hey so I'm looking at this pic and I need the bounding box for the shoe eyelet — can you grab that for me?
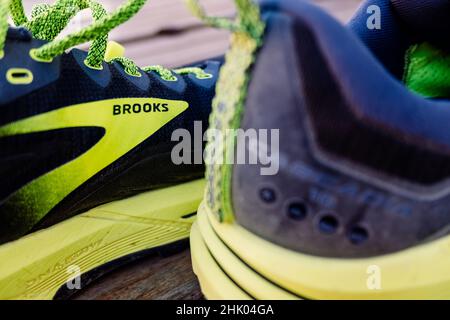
[196,73,213,80]
[83,59,104,71]
[124,69,142,78]
[162,75,178,82]
[29,49,53,63]
[6,68,34,85]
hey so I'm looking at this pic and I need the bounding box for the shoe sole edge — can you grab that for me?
[193,202,450,299]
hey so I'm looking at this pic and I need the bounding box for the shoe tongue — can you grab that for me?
[392,0,450,98]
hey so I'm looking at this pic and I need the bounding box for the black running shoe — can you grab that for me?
[0,0,220,299]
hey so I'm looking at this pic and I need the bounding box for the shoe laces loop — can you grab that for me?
[0,0,146,67]
[142,65,178,81]
[26,0,108,68]
[184,0,265,222]
[0,0,213,80]
[29,0,146,67]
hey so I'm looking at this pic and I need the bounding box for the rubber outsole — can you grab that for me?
[192,202,450,300]
[0,179,205,300]
[192,206,299,300]
[190,223,251,300]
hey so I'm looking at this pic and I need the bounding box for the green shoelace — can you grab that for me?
[0,0,212,80]
[185,0,265,221]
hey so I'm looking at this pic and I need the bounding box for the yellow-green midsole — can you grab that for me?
[193,202,450,299]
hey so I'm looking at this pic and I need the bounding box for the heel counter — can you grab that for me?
[231,3,450,258]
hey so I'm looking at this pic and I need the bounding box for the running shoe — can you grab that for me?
[188,0,450,299]
[0,0,220,299]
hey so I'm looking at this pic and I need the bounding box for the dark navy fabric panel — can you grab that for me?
[391,0,450,50]
[348,0,414,79]
[0,32,61,105]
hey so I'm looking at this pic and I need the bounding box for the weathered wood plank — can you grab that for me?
[73,249,202,300]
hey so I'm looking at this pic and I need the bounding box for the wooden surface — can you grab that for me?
[73,249,203,300]
[21,0,362,300]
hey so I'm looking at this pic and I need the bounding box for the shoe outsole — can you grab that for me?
[190,223,251,300]
[192,202,450,300]
[0,179,204,300]
[192,206,299,300]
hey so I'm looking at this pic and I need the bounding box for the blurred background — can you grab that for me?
[21,0,362,68]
